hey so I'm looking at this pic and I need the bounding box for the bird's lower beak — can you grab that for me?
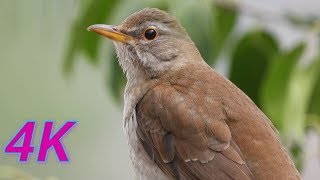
[87,24,133,44]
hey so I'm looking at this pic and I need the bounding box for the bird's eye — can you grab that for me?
[144,28,157,40]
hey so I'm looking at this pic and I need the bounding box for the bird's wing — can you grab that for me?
[136,83,254,180]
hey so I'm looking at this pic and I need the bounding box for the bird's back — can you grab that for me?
[164,65,301,179]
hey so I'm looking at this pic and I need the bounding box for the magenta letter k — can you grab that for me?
[37,121,77,162]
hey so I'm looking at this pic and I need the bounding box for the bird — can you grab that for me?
[88,8,301,180]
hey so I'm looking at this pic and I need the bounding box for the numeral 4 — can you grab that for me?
[4,121,36,162]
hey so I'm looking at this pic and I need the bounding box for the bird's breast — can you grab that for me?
[124,111,168,180]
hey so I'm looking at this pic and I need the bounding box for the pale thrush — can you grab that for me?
[88,8,300,180]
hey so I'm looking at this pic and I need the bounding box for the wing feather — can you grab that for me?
[136,83,254,180]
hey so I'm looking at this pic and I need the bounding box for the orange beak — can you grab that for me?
[87,24,134,44]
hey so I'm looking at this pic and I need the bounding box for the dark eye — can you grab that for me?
[144,28,157,40]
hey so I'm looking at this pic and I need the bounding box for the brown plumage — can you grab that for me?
[88,8,301,180]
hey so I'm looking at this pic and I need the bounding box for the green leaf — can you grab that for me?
[308,57,320,116]
[306,56,320,132]
[282,57,320,143]
[261,43,305,129]
[211,2,237,61]
[229,30,279,106]
[63,0,118,73]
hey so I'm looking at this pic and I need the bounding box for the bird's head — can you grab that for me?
[88,8,203,81]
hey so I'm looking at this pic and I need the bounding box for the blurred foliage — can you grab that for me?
[230,30,279,106]
[65,0,320,169]
[64,0,118,73]
[309,62,320,117]
[261,44,305,130]
[211,1,237,61]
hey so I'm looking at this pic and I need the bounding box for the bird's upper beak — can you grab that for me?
[87,24,134,44]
